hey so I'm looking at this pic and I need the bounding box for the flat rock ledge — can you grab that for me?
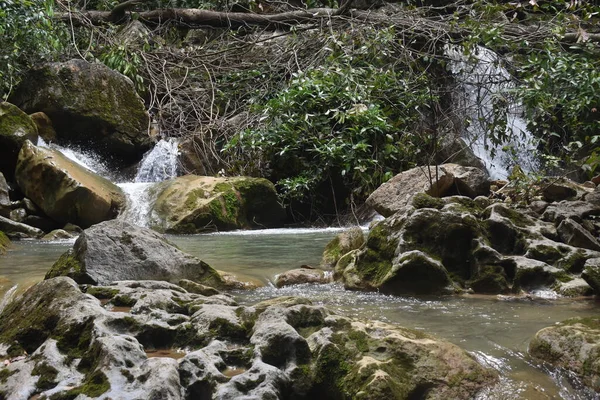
[0,278,496,399]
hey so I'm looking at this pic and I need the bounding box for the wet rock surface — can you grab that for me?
[15,141,126,228]
[0,102,38,178]
[46,220,225,288]
[530,317,600,392]
[0,277,497,400]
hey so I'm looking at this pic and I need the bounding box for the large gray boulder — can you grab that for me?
[15,140,126,228]
[0,215,44,239]
[0,102,38,177]
[0,172,10,218]
[45,220,225,288]
[10,59,152,159]
[557,218,600,251]
[0,278,497,400]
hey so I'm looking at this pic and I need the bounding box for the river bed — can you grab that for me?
[0,229,599,399]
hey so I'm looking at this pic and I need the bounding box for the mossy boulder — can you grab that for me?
[529,317,600,392]
[0,101,38,178]
[46,220,225,288]
[320,227,365,269]
[29,111,56,143]
[10,59,152,159]
[15,140,126,228]
[150,175,285,233]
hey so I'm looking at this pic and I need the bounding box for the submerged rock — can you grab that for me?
[15,140,126,228]
[0,102,38,178]
[46,220,225,288]
[150,175,285,233]
[529,317,600,392]
[10,59,152,159]
[0,277,497,399]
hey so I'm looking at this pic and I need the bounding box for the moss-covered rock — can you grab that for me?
[15,140,126,228]
[10,59,152,160]
[29,111,56,143]
[467,265,510,294]
[320,227,365,269]
[529,317,600,392]
[0,101,38,177]
[150,175,285,233]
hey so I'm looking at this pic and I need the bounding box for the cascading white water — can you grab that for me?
[36,137,180,227]
[134,138,179,183]
[118,138,180,226]
[446,45,539,179]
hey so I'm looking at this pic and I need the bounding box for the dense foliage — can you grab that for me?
[0,0,63,98]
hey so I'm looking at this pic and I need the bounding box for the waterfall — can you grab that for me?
[36,138,180,227]
[446,45,540,180]
[118,138,180,227]
[134,138,179,183]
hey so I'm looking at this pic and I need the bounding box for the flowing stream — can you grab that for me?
[0,232,599,399]
[6,118,597,399]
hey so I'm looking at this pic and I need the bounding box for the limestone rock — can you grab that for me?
[366,165,454,217]
[41,229,74,241]
[29,112,56,143]
[555,278,593,297]
[274,268,330,288]
[0,278,496,400]
[557,218,600,251]
[541,180,578,202]
[150,175,285,233]
[15,140,126,228]
[320,227,365,269]
[10,59,152,159]
[441,163,491,197]
[45,220,225,288]
[0,102,38,177]
[542,200,600,224]
[582,258,600,293]
[529,317,600,392]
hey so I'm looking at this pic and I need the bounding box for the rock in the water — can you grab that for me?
[557,218,600,251]
[0,215,44,239]
[0,231,9,255]
[29,111,57,143]
[46,220,225,288]
[320,227,365,269]
[41,229,74,241]
[0,278,496,399]
[150,175,285,233]
[10,59,152,159]
[529,317,600,392]
[366,165,454,217]
[0,102,38,177]
[274,268,330,288]
[15,140,126,228]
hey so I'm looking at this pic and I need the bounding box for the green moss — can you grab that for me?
[0,231,10,255]
[112,295,137,307]
[55,318,94,361]
[347,330,369,353]
[553,270,575,283]
[0,368,16,384]
[560,317,600,330]
[309,342,354,399]
[32,362,59,390]
[526,244,565,265]
[45,251,91,283]
[412,193,444,210]
[557,250,588,273]
[208,317,248,340]
[355,223,398,285]
[86,287,119,300]
[467,265,509,294]
[67,370,110,398]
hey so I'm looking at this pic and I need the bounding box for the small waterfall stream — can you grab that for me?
[446,45,540,179]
